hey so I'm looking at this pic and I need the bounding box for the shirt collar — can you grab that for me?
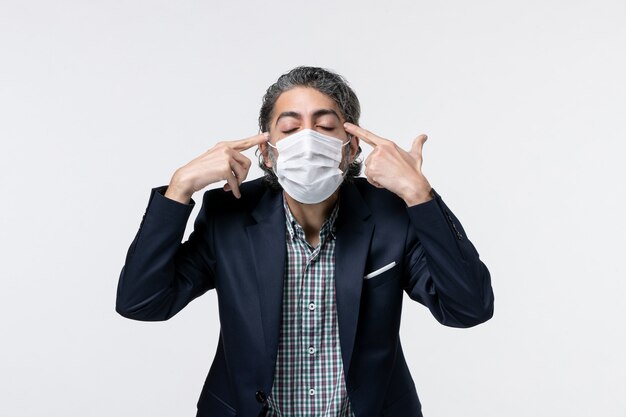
[283,194,339,244]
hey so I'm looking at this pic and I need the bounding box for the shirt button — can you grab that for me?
[308,346,316,355]
[309,388,316,396]
[308,303,316,311]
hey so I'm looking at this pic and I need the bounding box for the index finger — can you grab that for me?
[343,122,385,147]
[230,132,270,151]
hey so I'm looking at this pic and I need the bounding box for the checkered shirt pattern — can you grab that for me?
[265,196,355,417]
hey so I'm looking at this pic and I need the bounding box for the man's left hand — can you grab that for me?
[344,122,433,207]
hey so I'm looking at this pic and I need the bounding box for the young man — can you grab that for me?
[116,66,494,417]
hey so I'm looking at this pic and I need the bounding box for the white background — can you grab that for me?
[1,1,625,416]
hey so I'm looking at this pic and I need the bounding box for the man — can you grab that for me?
[116,66,494,417]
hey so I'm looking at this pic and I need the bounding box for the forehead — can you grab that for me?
[272,87,341,120]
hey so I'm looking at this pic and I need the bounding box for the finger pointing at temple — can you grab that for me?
[232,132,270,151]
[343,122,387,147]
[164,132,269,204]
[343,122,433,207]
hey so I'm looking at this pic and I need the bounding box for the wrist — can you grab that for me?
[402,185,434,207]
[165,175,194,204]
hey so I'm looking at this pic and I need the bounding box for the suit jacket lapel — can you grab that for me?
[246,188,286,374]
[334,183,374,374]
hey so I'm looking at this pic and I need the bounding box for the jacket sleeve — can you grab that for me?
[115,186,216,321]
[403,188,494,328]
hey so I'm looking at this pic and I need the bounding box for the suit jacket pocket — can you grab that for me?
[364,261,397,279]
[363,261,399,290]
[197,389,236,417]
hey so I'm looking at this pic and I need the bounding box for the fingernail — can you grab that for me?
[263,132,269,138]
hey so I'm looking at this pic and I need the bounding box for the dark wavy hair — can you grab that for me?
[257,66,363,190]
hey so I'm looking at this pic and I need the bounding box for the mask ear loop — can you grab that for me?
[337,134,355,180]
[342,133,355,146]
[256,138,275,168]
[262,140,279,176]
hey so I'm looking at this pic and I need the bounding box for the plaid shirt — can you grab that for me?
[265,196,356,417]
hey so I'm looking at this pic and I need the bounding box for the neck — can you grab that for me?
[284,191,339,247]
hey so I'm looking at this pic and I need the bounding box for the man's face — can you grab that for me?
[259,86,359,170]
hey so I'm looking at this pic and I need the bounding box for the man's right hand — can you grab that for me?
[164,132,269,204]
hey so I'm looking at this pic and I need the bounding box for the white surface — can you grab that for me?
[1,1,625,416]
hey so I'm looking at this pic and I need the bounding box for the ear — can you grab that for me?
[348,134,360,162]
[258,142,273,168]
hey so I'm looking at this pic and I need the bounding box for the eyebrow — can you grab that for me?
[274,108,341,127]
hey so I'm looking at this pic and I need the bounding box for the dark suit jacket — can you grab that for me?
[116,177,494,417]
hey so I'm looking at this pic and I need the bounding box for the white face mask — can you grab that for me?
[267,129,350,204]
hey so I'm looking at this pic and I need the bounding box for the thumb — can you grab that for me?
[409,134,428,157]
